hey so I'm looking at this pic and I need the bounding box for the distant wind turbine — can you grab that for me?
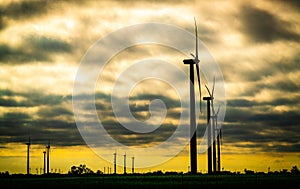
[205,77,217,173]
[46,141,50,174]
[203,95,212,174]
[132,156,134,174]
[215,105,221,172]
[205,77,222,173]
[183,17,202,175]
[25,137,31,175]
[113,150,117,174]
[43,151,46,174]
[123,152,126,174]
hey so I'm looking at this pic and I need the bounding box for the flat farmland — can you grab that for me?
[1,174,299,189]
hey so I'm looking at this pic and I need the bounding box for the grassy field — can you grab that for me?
[1,174,299,189]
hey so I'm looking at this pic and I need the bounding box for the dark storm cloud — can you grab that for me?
[0,89,183,147]
[102,119,177,147]
[281,0,300,10]
[0,35,72,64]
[0,112,84,146]
[0,0,49,19]
[0,16,5,30]
[26,35,72,53]
[0,0,87,21]
[37,106,73,118]
[223,108,300,153]
[93,92,182,120]
[239,5,300,43]
[0,44,50,63]
[252,111,300,127]
[241,79,300,97]
[0,89,67,107]
[130,94,181,109]
[227,99,254,107]
[227,97,299,108]
[234,54,300,84]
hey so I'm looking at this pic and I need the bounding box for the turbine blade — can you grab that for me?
[220,129,222,146]
[194,17,198,61]
[216,105,220,115]
[205,85,212,97]
[212,76,215,97]
[196,63,202,112]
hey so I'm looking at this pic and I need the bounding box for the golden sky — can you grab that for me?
[0,0,300,174]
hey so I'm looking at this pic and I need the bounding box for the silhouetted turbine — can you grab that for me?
[113,151,117,174]
[123,152,126,174]
[25,137,31,175]
[132,156,134,174]
[183,17,202,175]
[46,141,50,174]
[203,96,212,174]
[43,151,46,174]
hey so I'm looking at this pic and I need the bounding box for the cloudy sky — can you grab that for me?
[0,0,300,174]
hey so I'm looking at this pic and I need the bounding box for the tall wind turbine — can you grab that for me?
[25,137,31,175]
[183,17,202,174]
[46,141,50,174]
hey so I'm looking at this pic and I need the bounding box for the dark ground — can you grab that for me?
[1,173,299,189]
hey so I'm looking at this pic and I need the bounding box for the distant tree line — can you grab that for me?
[68,164,102,175]
[0,165,299,177]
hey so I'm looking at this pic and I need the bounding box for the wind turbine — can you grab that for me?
[46,141,50,174]
[113,150,117,174]
[132,156,134,174]
[215,106,221,172]
[43,151,46,174]
[183,17,202,175]
[203,95,212,174]
[25,137,31,175]
[123,152,126,174]
[205,77,222,173]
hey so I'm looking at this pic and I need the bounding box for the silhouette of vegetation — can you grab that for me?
[291,165,299,174]
[68,164,98,175]
[0,165,300,178]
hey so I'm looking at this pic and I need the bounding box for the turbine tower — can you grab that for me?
[25,137,31,175]
[113,151,117,174]
[183,17,202,174]
[205,78,216,173]
[203,96,212,174]
[213,104,222,172]
[46,141,50,174]
[132,156,134,174]
[205,78,222,173]
[215,106,221,172]
[123,152,126,174]
[43,151,46,174]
